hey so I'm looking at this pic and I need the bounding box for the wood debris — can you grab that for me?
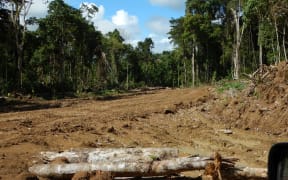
[29,148,267,179]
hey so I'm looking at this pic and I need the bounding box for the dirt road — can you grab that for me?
[0,87,286,179]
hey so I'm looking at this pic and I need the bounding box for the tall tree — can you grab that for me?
[169,17,188,85]
[104,29,125,86]
[31,0,101,94]
[270,0,288,62]
[244,0,269,71]
[6,0,32,88]
[0,1,14,93]
[170,0,225,85]
[136,38,154,85]
[229,0,245,79]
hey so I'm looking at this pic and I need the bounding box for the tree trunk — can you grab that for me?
[29,152,266,179]
[258,21,263,74]
[52,54,56,96]
[110,52,118,84]
[249,26,257,69]
[10,2,21,88]
[191,46,195,87]
[177,62,180,87]
[272,38,277,64]
[10,0,32,89]
[233,44,240,80]
[126,63,129,90]
[231,7,242,80]
[274,19,281,63]
[5,58,8,85]
[30,157,213,178]
[38,148,179,164]
[183,60,187,87]
[283,26,287,61]
[259,44,263,73]
[16,31,23,88]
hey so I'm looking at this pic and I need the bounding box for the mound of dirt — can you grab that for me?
[257,62,288,103]
[206,61,288,135]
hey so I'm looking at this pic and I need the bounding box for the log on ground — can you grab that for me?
[39,148,179,163]
[29,156,237,178]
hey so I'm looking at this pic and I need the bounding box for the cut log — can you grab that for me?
[30,149,267,179]
[39,148,179,163]
[232,167,267,178]
[29,156,237,178]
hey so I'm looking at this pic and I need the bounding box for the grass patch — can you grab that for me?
[217,80,246,93]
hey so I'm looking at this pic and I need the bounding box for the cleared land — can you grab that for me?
[0,81,287,179]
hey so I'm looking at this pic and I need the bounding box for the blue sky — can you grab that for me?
[29,0,185,52]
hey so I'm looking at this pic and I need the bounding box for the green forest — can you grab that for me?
[1,0,288,97]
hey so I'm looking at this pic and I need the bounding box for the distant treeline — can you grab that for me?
[0,0,287,97]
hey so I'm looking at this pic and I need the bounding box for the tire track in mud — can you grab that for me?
[0,87,287,179]
[157,107,286,168]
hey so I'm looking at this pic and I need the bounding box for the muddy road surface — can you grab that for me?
[0,87,286,179]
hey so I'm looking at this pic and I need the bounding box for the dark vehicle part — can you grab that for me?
[268,143,288,180]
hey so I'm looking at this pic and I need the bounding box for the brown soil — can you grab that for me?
[208,61,288,135]
[1,62,288,180]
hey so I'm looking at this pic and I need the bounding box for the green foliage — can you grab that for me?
[0,0,288,96]
[169,0,226,86]
[149,155,160,161]
[217,80,246,93]
[28,0,102,95]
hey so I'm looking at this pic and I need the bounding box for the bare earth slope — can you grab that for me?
[0,84,287,179]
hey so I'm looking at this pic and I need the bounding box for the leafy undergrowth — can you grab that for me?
[216,80,247,94]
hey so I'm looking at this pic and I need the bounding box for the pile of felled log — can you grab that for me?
[29,148,267,180]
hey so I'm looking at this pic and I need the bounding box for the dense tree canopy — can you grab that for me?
[0,0,288,97]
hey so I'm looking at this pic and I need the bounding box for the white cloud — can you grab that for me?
[112,10,138,26]
[83,4,140,41]
[147,16,170,35]
[127,34,173,53]
[149,0,185,10]
[111,10,140,40]
[126,39,141,48]
[25,1,48,30]
[28,0,48,19]
[94,19,116,34]
[159,38,170,44]
[26,1,173,53]
[83,4,117,34]
[148,33,174,53]
[146,16,174,53]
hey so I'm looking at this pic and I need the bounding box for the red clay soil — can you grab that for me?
[0,62,288,180]
[208,61,288,135]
